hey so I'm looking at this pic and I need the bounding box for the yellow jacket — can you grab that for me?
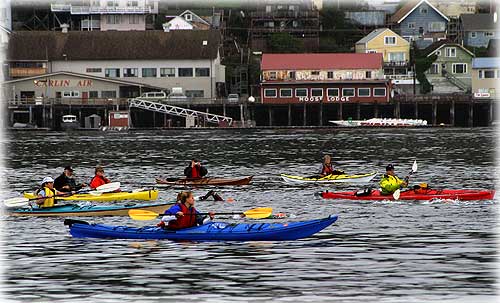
[36,187,56,208]
[380,174,406,195]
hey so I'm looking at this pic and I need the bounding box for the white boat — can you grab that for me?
[329,118,428,127]
[61,115,80,130]
[280,172,377,184]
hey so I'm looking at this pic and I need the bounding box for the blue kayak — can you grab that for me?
[64,215,338,241]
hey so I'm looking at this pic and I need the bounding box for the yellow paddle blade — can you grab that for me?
[243,207,273,219]
[128,209,159,221]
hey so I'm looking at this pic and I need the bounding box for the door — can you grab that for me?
[82,91,88,104]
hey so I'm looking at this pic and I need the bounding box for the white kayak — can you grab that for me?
[280,172,377,184]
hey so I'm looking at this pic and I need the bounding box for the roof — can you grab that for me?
[424,40,475,57]
[390,0,449,24]
[7,30,221,61]
[460,13,497,31]
[356,28,409,45]
[3,71,165,89]
[261,53,384,70]
[472,57,500,69]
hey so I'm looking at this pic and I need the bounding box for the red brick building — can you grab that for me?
[260,53,392,104]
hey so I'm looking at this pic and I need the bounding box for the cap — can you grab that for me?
[386,164,395,171]
[64,166,73,172]
[41,176,54,184]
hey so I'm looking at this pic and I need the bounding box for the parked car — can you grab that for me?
[228,93,239,103]
[167,87,187,101]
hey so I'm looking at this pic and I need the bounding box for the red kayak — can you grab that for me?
[319,188,495,201]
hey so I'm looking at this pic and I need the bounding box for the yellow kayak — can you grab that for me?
[23,189,159,202]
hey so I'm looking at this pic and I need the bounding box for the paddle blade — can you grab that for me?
[96,182,120,193]
[87,191,104,196]
[393,189,401,200]
[412,160,418,173]
[128,209,160,221]
[3,197,30,208]
[243,207,273,219]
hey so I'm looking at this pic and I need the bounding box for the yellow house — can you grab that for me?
[355,28,410,63]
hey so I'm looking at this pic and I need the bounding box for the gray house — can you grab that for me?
[424,40,475,93]
[390,0,449,49]
[460,13,498,48]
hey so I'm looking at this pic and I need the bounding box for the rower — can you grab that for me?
[183,159,208,179]
[379,164,408,195]
[34,177,70,208]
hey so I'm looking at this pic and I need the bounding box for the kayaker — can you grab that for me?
[379,164,408,195]
[319,155,344,177]
[89,166,112,189]
[54,166,87,192]
[184,159,208,179]
[34,176,71,208]
[157,191,215,229]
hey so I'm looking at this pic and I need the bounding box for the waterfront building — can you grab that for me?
[50,0,159,31]
[423,40,474,93]
[471,57,500,99]
[459,13,498,48]
[259,53,391,104]
[430,0,477,18]
[355,28,417,94]
[6,29,225,100]
[163,10,212,31]
[389,0,449,49]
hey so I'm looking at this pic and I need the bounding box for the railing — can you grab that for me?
[81,19,101,29]
[442,70,469,92]
[7,97,260,106]
[9,67,47,78]
[50,4,71,12]
[393,93,473,103]
[250,11,319,19]
[384,73,414,80]
[384,61,410,67]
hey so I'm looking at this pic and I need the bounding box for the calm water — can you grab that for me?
[2,127,498,303]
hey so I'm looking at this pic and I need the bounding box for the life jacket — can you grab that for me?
[89,175,110,189]
[191,166,200,179]
[36,186,56,208]
[322,164,334,175]
[379,174,405,195]
[167,203,198,230]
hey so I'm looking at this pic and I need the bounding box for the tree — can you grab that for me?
[268,32,304,53]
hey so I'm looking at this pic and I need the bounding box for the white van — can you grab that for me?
[140,91,167,100]
[167,87,187,101]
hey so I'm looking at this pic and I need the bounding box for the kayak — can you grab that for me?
[155,176,253,186]
[64,215,338,241]
[23,189,158,202]
[9,202,173,217]
[280,172,377,184]
[319,188,495,201]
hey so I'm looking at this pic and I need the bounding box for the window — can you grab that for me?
[311,88,323,97]
[389,52,405,62]
[142,68,157,77]
[445,47,456,57]
[185,90,204,97]
[327,88,339,97]
[106,15,121,24]
[295,88,307,97]
[178,68,193,77]
[408,22,415,29]
[280,88,292,97]
[102,91,117,98]
[327,71,334,79]
[86,68,102,73]
[63,91,80,98]
[264,89,277,98]
[129,15,140,24]
[342,88,355,97]
[105,68,120,77]
[358,88,370,97]
[184,13,192,21]
[384,36,396,45]
[311,71,320,76]
[123,68,138,77]
[107,0,116,6]
[485,32,495,37]
[436,50,441,56]
[345,71,353,80]
[127,0,138,6]
[428,22,445,32]
[484,70,495,78]
[470,32,477,38]
[195,68,210,77]
[420,6,428,14]
[160,68,175,77]
[452,63,467,74]
[366,50,377,53]
[269,71,277,80]
[89,91,99,98]
[373,88,386,96]
[365,71,372,79]
[288,71,296,79]
[429,63,439,74]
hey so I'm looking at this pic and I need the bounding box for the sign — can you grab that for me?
[298,96,350,102]
[474,92,490,98]
[34,79,93,87]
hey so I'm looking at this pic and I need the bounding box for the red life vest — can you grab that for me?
[89,175,110,189]
[167,203,198,230]
[191,166,200,179]
[322,164,334,175]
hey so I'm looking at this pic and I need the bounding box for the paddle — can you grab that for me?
[128,207,273,221]
[393,160,418,200]
[3,182,121,208]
